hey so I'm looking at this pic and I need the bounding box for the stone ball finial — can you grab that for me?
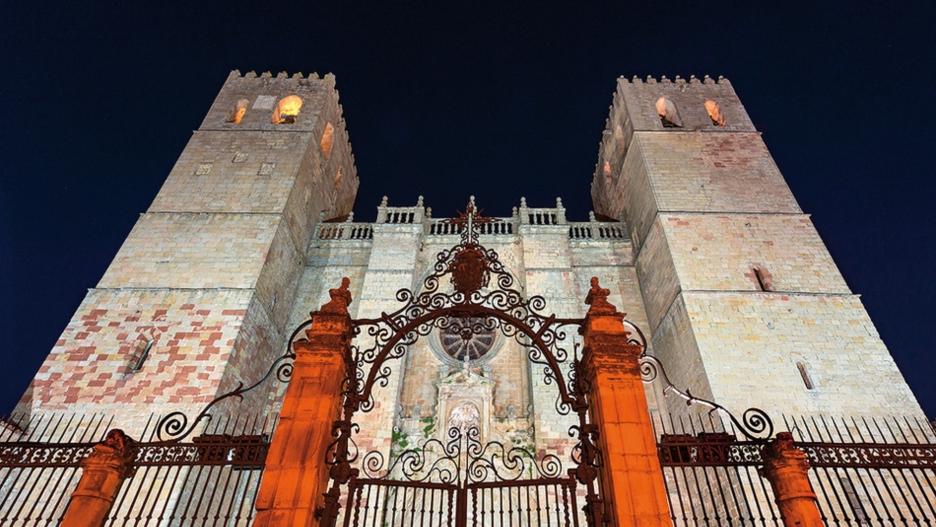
[520,197,527,208]
[417,195,424,207]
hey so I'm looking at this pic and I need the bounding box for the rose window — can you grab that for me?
[440,319,496,362]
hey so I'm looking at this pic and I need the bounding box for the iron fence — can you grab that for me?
[0,412,275,526]
[654,413,936,526]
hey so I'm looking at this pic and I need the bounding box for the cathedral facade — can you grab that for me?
[8,71,930,526]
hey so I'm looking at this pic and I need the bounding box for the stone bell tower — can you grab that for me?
[18,71,359,432]
[591,75,923,418]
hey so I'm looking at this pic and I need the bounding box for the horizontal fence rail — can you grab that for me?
[0,412,276,526]
[653,413,936,526]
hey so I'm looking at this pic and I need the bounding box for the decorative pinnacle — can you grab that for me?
[380,196,389,207]
[585,277,618,316]
[468,195,476,209]
[556,197,564,208]
[319,277,353,315]
[520,197,527,208]
[417,195,424,207]
[589,211,597,222]
[346,212,354,223]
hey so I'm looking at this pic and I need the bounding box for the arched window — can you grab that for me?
[272,95,303,124]
[655,96,682,128]
[705,100,726,126]
[796,361,815,390]
[227,98,249,124]
[320,122,335,159]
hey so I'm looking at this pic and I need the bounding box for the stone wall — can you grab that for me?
[18,71,359,436]
[592,76,925,420]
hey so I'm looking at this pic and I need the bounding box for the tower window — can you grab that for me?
[796,361,815,390]
[273,95,303,124]
[704,100,726,126]
[320,122,335,159]
[227,98,249,124]
[129,339,153,372]
[752,266,773,292]
[655,96,682,128]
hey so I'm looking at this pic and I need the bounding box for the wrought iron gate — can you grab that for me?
[343,426,580,527]
[316,199,608,527]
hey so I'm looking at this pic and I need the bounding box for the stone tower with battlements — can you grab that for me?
[590,74,923,418]
[15,71,926,444]
[17,71,359,432]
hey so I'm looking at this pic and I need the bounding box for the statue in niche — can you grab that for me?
[449,401,481,434]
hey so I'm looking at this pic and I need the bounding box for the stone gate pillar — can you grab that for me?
[760,433,823,527]
[580,277,671,527]
[61,429,135,527]
[254,278,353,527]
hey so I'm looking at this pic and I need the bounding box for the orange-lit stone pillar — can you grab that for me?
[580,277,671,527]
[254,278,353,527]
[61,429,135,527]
[760,433,823,527]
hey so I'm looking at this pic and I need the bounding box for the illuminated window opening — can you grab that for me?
[320,122,335,159]
[655,96,682,128]
[227,98,249,124]
[273,95,303,124]
[705,99,726,126]
[796,361,815,390]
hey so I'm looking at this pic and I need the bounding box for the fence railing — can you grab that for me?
[0,412,275,526]
[653,413,936,526]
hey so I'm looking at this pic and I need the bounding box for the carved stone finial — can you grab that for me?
[761,432,809,471]
[346,212,354,223]
[426,207,433,218]
[380,196,389,207]
[520,197,527,208]
[84,429,135,472]
[319,277,353,315]
[556,197,564,208]
[585,277,617,315]
[469,195,476,209]
[589,211,597,222]
[417,195,424,207]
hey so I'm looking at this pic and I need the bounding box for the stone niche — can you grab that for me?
[436,367,493,443]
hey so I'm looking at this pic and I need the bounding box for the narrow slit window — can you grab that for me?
[753,266,772,292]
[796,361,815,390]
[130,339,153,372]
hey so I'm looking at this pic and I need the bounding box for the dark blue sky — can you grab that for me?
[0,1,933,416]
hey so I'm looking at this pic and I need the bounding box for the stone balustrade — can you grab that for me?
[312,196,627,241]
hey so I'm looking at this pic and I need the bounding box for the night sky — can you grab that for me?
[1,2,933,416]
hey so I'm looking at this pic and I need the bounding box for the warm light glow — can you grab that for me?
[273,95,303,124]
[705,99,726,126]
[228,98,249,124]
[655,96,682,127]
[320,122,335,159]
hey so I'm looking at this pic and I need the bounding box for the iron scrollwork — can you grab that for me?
[361,426,563,484]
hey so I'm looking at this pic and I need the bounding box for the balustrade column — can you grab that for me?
[580,278,671,527]
[61,429,135,527]
[254,278,353,527]
[760,433,823,526]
